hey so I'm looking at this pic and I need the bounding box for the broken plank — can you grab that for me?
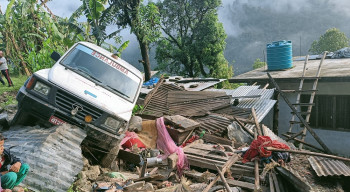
[202,134,234,146]
[164,115,200,130]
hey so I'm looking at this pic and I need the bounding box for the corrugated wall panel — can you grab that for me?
[308,156,350,177]
[3,124,86,192]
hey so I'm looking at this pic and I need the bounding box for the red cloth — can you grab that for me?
[242,136,290,163]
[180,135,199,148]
[120,131,146,149]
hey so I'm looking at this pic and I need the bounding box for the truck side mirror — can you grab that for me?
[51,51,61,61]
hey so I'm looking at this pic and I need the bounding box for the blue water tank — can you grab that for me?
[266,40,293,70]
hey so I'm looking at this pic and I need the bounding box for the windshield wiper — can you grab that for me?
[105,85,130,98]
[76,68,102,84]
[65,66,102,84]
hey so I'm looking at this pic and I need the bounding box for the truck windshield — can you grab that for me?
[61,44,141,103]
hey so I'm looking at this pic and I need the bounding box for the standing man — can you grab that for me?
[0,51,13,87]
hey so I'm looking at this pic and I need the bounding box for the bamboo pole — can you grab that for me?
[251,108,262,136]
[214,164,232,192]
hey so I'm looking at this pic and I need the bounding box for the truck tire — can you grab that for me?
[11,108,30,126]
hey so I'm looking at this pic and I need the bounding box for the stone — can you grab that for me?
[124,181,145,191]
[142,183,154,191]
[75,178,91,192]
[100,167,111,174]
[83,157,89,166]
[128,116,142,132]
[110,160,119,172]
[84,165,101,180]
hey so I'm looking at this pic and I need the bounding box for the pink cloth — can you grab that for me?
[156,117,189,176]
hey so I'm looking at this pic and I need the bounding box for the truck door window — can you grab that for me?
[61,44,141,103]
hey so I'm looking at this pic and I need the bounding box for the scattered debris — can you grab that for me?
[1,74,350,191]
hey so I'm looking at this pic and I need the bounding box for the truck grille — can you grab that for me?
[55,90,103,122]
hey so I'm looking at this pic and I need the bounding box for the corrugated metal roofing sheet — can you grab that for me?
[308,156,350,177]
[3,124,86,192]
[230,86,260,98]
[194,115,232,137]
[142,83,183,117]
[210,105,251,119]
[167,91,231,117]
[245,89,274,99]
[237,99,276,122]
[204,89,237,96]
[175,79,226,91]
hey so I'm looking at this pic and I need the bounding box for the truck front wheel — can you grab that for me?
[11,108,30,126]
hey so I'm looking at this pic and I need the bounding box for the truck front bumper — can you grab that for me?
[16,86,125,151]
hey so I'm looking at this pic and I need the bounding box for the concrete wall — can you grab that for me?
[275,81,350,156]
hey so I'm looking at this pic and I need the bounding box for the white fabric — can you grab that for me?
[0,57,8,70]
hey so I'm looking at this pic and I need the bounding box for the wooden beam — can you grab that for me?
[282,134,325,152]
[267,72,332,154]
[251,108,262,136]
[269,173,275,192]
[271,172,281,192]
[265,147,350,162]
[285,130,303,141]
[273,90,280,135]
[184,171,256,191]
[234,117,254,137]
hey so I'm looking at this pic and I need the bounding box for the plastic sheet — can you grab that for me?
[156,117,189,176]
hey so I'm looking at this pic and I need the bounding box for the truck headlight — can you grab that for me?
[33,81,51,96]
[104,117,121,129]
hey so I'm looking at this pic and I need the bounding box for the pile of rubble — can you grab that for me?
[1,76,350,192]
[71,77,350,192]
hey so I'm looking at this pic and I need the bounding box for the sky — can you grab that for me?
[1,0,350,74]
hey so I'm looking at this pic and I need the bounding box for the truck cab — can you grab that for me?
[13,42,143,166]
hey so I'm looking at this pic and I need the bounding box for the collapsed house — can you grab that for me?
[2,55,350,191]
[79,67,350,191]
[230,56,350,156]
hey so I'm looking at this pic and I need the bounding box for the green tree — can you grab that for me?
[107,0,161,81]
[0,0,68,75]
[71,0,124,46]
[156,0,232,79]
[253,58,266,69]
[309,28,349,54]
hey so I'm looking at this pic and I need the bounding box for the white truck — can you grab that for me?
[12,42,143,166]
